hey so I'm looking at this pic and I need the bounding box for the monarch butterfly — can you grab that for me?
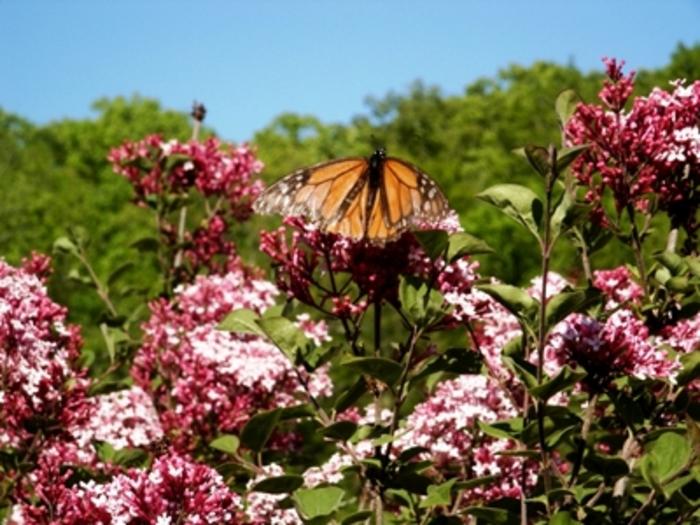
[253,148,450,244]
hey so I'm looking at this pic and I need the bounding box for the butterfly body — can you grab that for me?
[254,149,450,244]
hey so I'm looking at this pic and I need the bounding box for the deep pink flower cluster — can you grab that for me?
[260,213,465,318]
[566,58,700,242]
[109,135,263,217]
[0,257,87,448]
[109,135,265,279]
[547,310,677,388]
[10,452,243,525]
[132,266,332,449]
[593,265,644,308]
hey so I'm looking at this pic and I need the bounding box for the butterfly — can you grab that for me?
[253,148,450,244]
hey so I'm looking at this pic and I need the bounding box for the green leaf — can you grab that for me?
[240,409,281,453]
[53,236,79,255]
[257,316,307,360]
[253,475,304,494]
[334,377,367,412]
[209,434,240,455]
[549,510,580,525]
[412,348,482,382]
[217,308,265,337]
[399,276,444,326]
[678,351,700,386]
[556,144,589,173]
[455,475,498,491]
[523,144,551,176]
[550,192,589,240]
[477,418,523,440]
[657,251,685,274]
[544,287,600,329]
[583,452,629,477]
[477,183,543,240]
[477,283,536,320]
[446,232,494,261]
[414,230,449,260]
[464,506,518,525]
[555,89,579,126]
[293,486,345,520]
[419,478,456,508]
[130,237,160,253]
[341,511,373,524]
[341,357,402,386]
[641,430,691,488]
[100,323,116,363]
[321,421,357,441]
[112,447,149,468]
[502,356,538,390]
[530,366,586,401]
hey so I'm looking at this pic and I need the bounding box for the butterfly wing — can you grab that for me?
[362,158,450,243]
[254,157,369,226]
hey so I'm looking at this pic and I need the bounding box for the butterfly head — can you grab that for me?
[369,148,387,171]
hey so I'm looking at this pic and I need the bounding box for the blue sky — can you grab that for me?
[1,1,699,141]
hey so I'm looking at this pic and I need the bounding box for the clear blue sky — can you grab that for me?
[1,1,699,142]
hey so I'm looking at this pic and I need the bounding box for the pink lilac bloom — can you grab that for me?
[295,313,332,346]
[259,212,463,309]
[397,375,534,503]
[593,266,644,308]
[9,452,243,525]
[0,257,88,449]
[132,267,332,450]
[547,310,678,389]
[526,272,572,303]
[245,464,303,525]
[72,386,164,450]
[109,135,264,219]
[661,312,700,355]
[566,58,700,246]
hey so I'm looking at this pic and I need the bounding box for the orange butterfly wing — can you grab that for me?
[359,158,449,243]
[254,154,451,244]
[253,157,368,226]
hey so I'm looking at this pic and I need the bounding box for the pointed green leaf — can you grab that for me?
[321,421,358,441]
[477,283,536,319]
[583,453,629,477]
[209,434,240,455]
[446,232,494,261]
[334,377,367,412]
[252,475,304,494]
[556,144,589,172]
[341,357,402,386]
[412,348,482,382]
[240,409,281,453]
[477,184,543,240]
[419,478,456,508]
[53,236,79,256]
[530,366,586,401]
[464,507,518,525]
[414,230,449,260]
[524,144,551,176]
[555,89,579,126]
[130,237,160,253]
[293,486,345,519]
[641,430,691,486]
[677,351,700,386]
[257,316,307,360]
[217,308,265,337]
[544,287,601,329]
